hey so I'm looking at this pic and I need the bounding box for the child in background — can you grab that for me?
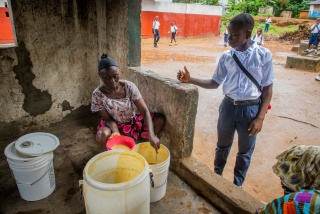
[223,25,229,47]
[304,18,320,54]
[169,22,178,46]
[264,16,272,33]
[252,28,264,46]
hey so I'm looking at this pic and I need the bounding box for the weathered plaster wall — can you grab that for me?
[0,0,132,139]
[102,0,128,74]
[128,0,141,67]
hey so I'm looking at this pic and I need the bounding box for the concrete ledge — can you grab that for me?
[291,46,299,52]
[172,156,264,214]
[286,55,320,72]
[297,40,309,54]
[127,67,199,163]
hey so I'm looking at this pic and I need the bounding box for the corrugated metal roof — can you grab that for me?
[308,0,320,4]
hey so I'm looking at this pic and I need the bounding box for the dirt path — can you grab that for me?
[141,35,320,203]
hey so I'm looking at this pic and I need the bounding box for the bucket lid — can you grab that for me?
[15,132,60,156]
[4,141,37,161]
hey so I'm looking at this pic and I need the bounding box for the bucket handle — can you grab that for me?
[79,180,83,200]
[11,159,53,186]
[149,171,154,188]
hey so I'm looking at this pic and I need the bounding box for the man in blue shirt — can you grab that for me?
[177,13,274,187]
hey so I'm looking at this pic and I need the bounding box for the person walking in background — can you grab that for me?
[223,25,229,47]
[152,16,160,48]
[264,16,272,33]
[177,13,274,188]
[252,28,264,46]
[304,18,320,54]
[169,22,178,46]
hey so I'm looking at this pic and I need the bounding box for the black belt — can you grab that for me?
[225,95,260,106]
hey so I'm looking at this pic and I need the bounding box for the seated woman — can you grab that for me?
[91,54,166,151]
[272,145,320,194]
[257,189,320,214]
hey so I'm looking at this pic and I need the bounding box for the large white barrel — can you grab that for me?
[82,150,151,214]
[134,143,170,202]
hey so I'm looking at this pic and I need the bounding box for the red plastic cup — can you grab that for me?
[106,135,135,151]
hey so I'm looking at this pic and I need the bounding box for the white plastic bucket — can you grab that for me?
[4,141,56,201]
[133,143,170,202]
[81,150,151,214]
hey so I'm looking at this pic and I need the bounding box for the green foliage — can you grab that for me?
[233,1,247,12]
[222,12,298,37]
[200,0,219,5]
[257,13,274,17]
[227,0,313,18]
[221,10,242,23]
[253,24,298,37]
[172,0,219,4]
[278,0,290,7]
[228,0,272,15]
[285,0,312,18]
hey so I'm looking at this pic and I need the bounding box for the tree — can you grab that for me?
[227,0,313,17]
[172,0,219,4]
[278,0,290,7]
[280,0,313,17]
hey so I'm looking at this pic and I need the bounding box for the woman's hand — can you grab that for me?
[177,66,191,83]
[149,134,160,152]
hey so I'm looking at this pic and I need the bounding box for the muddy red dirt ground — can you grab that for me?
[141,35,320,203]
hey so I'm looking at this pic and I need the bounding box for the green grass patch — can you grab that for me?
[256,13,273,17]
[220,14,299,37]
[220,23,298,37]
[255,24,298,37]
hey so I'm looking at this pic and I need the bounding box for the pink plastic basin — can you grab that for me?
[106,136,135,150]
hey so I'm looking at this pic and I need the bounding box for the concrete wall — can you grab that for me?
[176,157,264,214]
[299,10,309,19]
[127,67,198,162]
[308,4,320,18]
[102,0,129,72]
[128,0,142,67]
[286,40,320,73]
[286,55,320,72]
[0,0,134,140]
[280,10,292,18]
[141,0,222,38]
[258,6,273,15]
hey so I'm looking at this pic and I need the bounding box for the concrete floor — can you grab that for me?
[0,112,222,214]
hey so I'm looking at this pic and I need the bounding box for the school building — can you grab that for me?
[141,0,222,39]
